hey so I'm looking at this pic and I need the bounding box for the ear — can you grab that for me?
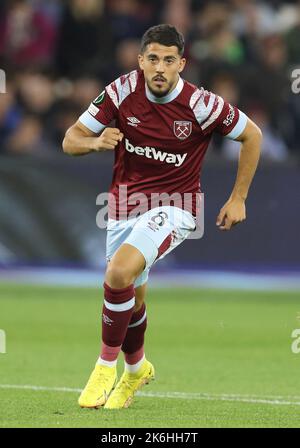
[178,58,186,73]
[138,54,144,70]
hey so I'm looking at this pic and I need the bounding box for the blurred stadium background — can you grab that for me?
[1,0,300,429]
[0,0,299,288]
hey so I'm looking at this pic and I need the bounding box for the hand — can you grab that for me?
[216,197,246,231]
[93,128,124,151]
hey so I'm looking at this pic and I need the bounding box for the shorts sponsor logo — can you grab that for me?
[147,221,160,232]
[125,139,187,167]
[173,121,192,140]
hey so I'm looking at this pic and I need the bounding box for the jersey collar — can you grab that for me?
[145,76,184,104]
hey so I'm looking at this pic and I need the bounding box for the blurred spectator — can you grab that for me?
[56,0,114,80]
[190,2,230,62]
[46,76,102,146]
[285,2,300,66]
[4,114,52,154]
[208,25,245,65]
[195,2,230,38]
[286,80,300,154]
[107,0,157,43]
[0,0,58,70]
[230,0,277,38]
[114,39,140,75]
[47,99,83,147]
[189,2,245,84]
[0,0,299,160]
[16,71,55,116]
[162,0,192,36]
[208,71,241,154]
[241,33,292,148]
[210,72,240,105]
[31,0,63,25]
[276,2,299,34]
[0,81,23,152]
[71,77,103,109]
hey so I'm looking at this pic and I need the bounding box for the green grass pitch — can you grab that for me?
[0,283,300,428]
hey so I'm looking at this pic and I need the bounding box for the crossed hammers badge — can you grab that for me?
[173,121,192,140]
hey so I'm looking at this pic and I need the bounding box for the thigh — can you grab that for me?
[106,242,146,285]
[106,217,148,288]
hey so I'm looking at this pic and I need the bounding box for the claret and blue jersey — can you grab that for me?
[79,69,247,218]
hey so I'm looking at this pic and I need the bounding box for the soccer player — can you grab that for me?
[63,24,262,409]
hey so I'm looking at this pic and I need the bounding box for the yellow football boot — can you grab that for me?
[104,359,155,409]
[78,363,117,408]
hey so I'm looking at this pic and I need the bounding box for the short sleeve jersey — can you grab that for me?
[79,70,247,218]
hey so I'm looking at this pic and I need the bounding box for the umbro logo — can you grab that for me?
[127,116,140,127]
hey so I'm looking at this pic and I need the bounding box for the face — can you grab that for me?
[138,43,186,98]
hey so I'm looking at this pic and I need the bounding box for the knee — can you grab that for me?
[105,264,136,289]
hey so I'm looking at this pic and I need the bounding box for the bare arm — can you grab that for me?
[62,120,123,156]
[216,118,262,231]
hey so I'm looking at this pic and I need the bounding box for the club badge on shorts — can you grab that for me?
[173,121,192,140]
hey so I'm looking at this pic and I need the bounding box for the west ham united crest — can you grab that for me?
[173,121,192,140]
